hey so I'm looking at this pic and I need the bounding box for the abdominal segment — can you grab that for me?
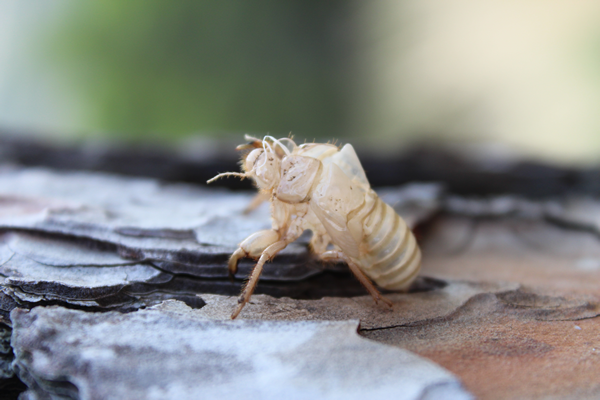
[357,197,422,291]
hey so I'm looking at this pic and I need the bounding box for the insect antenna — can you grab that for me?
[206,172,248,184]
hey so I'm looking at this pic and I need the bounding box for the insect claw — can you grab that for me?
[228,248,245,278]
[231,303,244,319]
[379,296,394,308]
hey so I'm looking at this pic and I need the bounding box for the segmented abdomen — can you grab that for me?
[357,196,421,290]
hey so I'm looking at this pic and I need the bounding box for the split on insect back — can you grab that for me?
[208,135,422,319]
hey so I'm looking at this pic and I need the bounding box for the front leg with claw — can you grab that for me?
[230,239,290,319]
[228,229,280,280]
[229,220,304,319]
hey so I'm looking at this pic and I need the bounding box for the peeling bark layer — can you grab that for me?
[0,166,599,399]
[11,306,473,400]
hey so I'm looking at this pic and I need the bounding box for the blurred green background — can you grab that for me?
[1,0,600,163]
[0,1,359,142]
[47,1,354,140]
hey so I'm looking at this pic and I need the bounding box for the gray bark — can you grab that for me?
[0,166,599,399]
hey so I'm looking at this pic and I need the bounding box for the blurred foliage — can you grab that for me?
[49,1,354,141]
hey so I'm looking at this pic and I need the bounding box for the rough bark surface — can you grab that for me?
[0,166,599,399]
[11,307,471,400]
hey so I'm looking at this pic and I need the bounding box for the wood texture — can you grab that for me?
[1,166,599,399]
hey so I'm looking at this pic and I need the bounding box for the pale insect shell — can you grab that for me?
[209,137,421,318]
[273,141,421,291]
[275,155,321,203]
[284,143,371,259]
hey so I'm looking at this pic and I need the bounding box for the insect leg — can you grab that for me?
[228,230,280,279]
[318,250,393,308]
[308,230,331,255]
[231,240,288,319]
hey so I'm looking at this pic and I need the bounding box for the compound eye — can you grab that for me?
[254,151,279,189]
[245,149,263,172]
